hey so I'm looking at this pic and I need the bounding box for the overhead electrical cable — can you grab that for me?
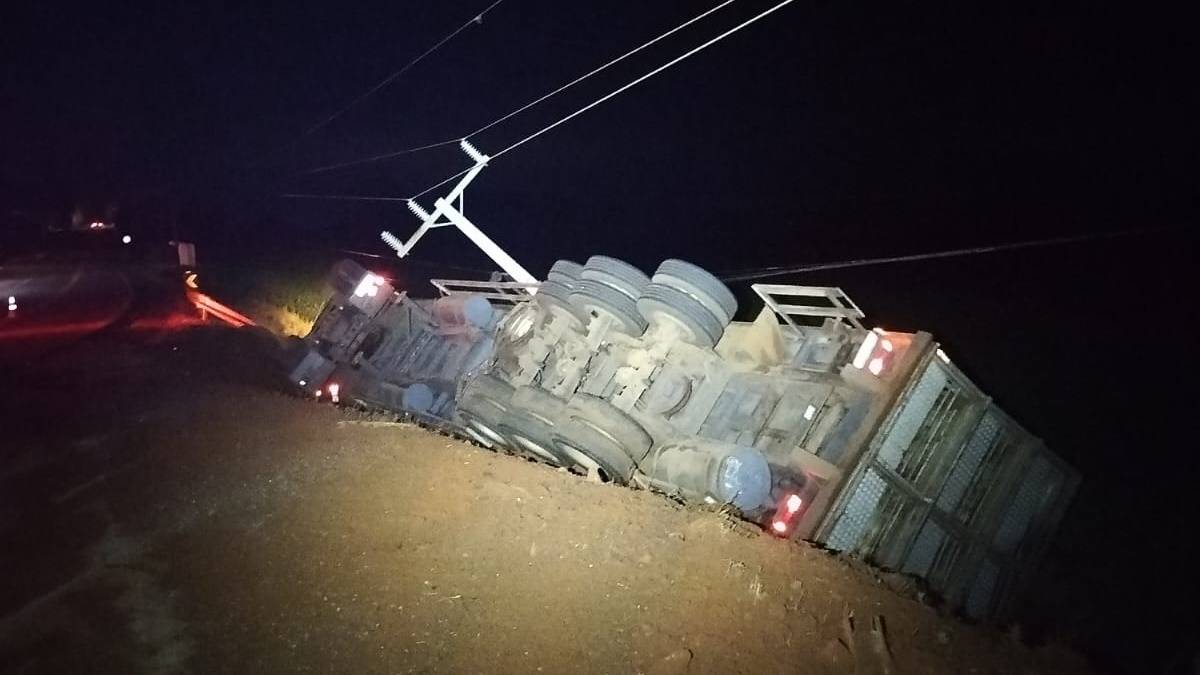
[487,0,797,160]
[286,0,798,202]
[717,227,1171,281]
[402,0,799,199]
[282,192,410,202]
[298,0,739,175]
[301,0,508,139]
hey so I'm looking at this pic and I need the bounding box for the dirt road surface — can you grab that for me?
[0,326,1092,674]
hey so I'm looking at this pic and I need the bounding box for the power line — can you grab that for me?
[301,0,508,139]
[282,193,410,203]
[464,0,738,140]
[289,0,798,202]
[717,227,1170,281]
[490,0,798,161]
[296,0,740,176]
[302,138,462,175]
[400,0,796,199]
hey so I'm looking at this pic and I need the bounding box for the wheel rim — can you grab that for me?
[511,433,561,463]
[469,418,509,448]
[555,441,609,480]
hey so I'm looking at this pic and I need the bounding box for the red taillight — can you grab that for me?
[770,492,805,537]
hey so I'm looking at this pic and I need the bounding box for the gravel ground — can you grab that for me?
[0,326,1093,675]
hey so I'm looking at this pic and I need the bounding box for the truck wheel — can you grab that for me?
[456,374,514,451]
[570,279,647,335]
[535,278,582,320]
[547,259,584,284]
[652,259,738,324]
[552,394,653,484]
[580,255,650,301]
[498,386,568,466]
[637,282,725,349]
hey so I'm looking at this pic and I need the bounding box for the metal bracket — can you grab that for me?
[752,284,866,333]
[429,278,540,305]
[380,140,538,286]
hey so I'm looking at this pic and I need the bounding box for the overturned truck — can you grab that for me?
[290,255,1078,622]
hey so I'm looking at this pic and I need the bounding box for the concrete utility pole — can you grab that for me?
[380,140,537,286]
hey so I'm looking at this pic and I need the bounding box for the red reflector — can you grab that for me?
[786,494,803,512]
[772,520,787,533]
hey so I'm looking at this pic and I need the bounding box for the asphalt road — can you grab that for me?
[0,261,193,364]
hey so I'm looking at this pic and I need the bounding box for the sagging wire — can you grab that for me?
[490,0,797,161]
[402,0,798,200]
[717,227,1173,281]
[302,0,508,139]
[285,0,798,202]
[295,0,740,176]
[255,0,508,169]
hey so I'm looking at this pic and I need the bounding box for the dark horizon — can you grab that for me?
[3,2,1196,672]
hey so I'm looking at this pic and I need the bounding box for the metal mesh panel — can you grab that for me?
[966,559,1000,619]
[876,364,948,470]
[902,518,947,577]
[937,411,1001,512]
[826,468,888,551]
[993,456,1056,553]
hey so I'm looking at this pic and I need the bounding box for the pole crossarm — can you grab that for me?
[380,140,538,286]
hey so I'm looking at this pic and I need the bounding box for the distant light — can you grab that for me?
[772,520,788,533]
[936,348,951,364]
[122,234,132,244]
[7,296,15,312]
[852,331,879,369]
[315,389,323,398]
[298,380,307,387]
[868,357,885,376]
[785,494,803,512]
[803,404,816,421]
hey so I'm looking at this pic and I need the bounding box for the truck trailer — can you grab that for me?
[289,252,1078,622]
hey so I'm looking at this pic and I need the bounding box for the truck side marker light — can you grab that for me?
[852,331,879,368]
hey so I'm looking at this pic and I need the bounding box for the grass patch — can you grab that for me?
[203,253,333,335]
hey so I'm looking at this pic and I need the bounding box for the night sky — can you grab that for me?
[3,1,1196,671]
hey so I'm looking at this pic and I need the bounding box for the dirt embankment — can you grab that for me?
[0,327,1092,674]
